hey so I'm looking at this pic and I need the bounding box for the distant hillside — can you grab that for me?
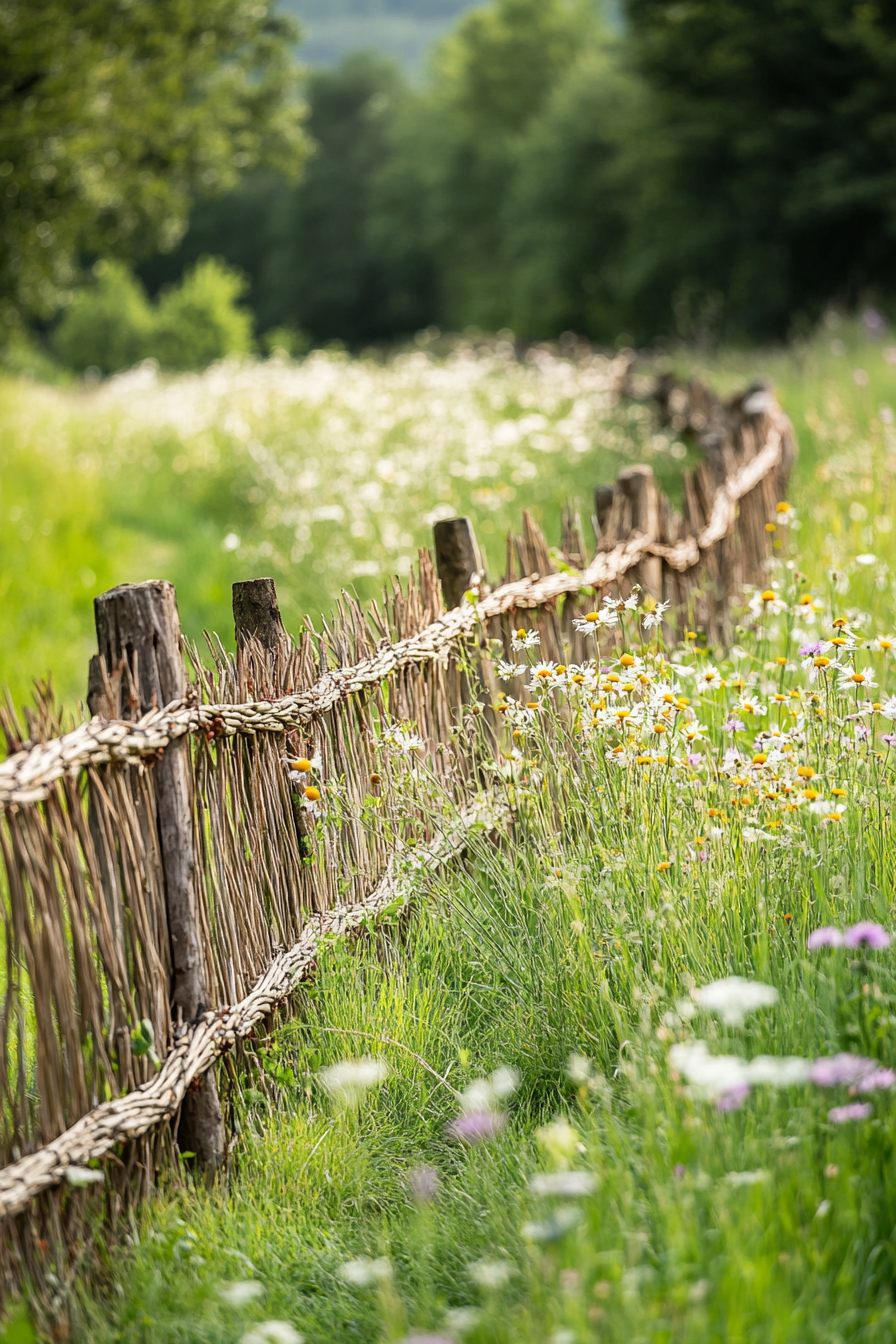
[281,0,485,67]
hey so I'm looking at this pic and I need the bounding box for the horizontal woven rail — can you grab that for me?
[0,796,505,1220]
[0,406,789,811]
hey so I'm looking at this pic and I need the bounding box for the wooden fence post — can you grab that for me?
[433,517,485,611]
[91,580,225,1171]
[594,485,615,539]
[233,577,290,657]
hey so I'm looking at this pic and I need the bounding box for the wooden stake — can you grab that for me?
[433,517,484,611]
[91,580,224,1171]
[232,577,290,656]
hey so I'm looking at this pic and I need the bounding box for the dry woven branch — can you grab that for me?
[0,404,791,811]
[0,796,505,1221]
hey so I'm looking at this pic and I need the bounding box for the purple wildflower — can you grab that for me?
[854,722,872,742]
[446,1111,506,1144]
[799,642,824,657]
[807,927,843,950]
[674,1163,686,1180]
[407,1164,439,1202]
[843,922,890,949]
[882,734,896,748]
[687,752,704,768]
[697,850,709,863]
[810,1054,878,1087]
[857,1068,896,1092]
[724,718,746,734]
[828,1102,873,1123]
[716,1083,750,1112]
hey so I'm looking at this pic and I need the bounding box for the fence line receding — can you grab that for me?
[0,373,795,1305]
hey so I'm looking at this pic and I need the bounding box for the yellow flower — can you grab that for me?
[303,785,321,802]
[797,766,814,779]
[657,861,673,871]
[776,501,791,514]
[752,753,767,765]
[761,589,777,602]
[765,522,777,532]
[620,653,635,668]
[291,756,313,773]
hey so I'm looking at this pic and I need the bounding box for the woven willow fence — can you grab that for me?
[0,373,795,1303]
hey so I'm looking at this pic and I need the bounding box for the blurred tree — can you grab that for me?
[52,257,253,374]
[623,0,896,337]
[372,0,603,331]
[505,42,647,341]
[139,53,420,344]
[0,0,309,339]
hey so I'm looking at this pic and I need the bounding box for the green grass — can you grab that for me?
[6,318,896,1340]
[2,318,894,713]
[72,604,896,1340]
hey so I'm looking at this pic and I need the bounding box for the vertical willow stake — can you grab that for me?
[91,580,225,1171]
[433,517,485,611]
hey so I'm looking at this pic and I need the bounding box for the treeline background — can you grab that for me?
[144,0,896,350]
[8,0,896,366]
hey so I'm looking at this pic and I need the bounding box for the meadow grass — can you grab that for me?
[2,318,894,711]
[6,320,896,1340]
[72,501,896,1340]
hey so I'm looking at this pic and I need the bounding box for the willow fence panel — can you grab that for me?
[0,373,796,1310]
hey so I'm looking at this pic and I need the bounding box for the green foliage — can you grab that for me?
[152,259,253,371]
[52,263,154,375]
[0,0,309,338]
[623,0,896,337]
[141,53,420,345]
[385,0,603,332]
[52,258,252,375]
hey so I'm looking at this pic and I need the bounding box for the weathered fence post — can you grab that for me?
[433,517,485,611]
[233,577,290,657]
[90,580,225,1171]
[593,485,615,539]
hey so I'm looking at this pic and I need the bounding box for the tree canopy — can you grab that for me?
[0,0,309,334]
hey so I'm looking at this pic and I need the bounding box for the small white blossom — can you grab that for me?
[642,600,671,631]
[468,1259,514,1289]
[510,629,541,651]
[339,1256,393,1287]
[694,976,778,1026]
[319,1057,389,1108]
[241,1325,303,1344]
[528,1171,597,1197]
[220,1281,265,1306]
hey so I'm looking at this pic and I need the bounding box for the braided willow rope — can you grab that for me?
[0,797,504,1220]
[0,408,789,811]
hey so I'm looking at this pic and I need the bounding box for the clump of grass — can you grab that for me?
[73,526,896,1342]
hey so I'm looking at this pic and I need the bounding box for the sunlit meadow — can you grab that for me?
[5,317,896,1340]
[2,315,895,711]
[72,540,896,1342]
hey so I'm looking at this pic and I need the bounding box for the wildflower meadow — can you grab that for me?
[10,320,881,1341]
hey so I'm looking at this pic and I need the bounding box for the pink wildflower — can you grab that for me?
[807,927,843,950]
[843,922,890,949]
[810,1054,878,1087]
[828,1102,872,1123]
